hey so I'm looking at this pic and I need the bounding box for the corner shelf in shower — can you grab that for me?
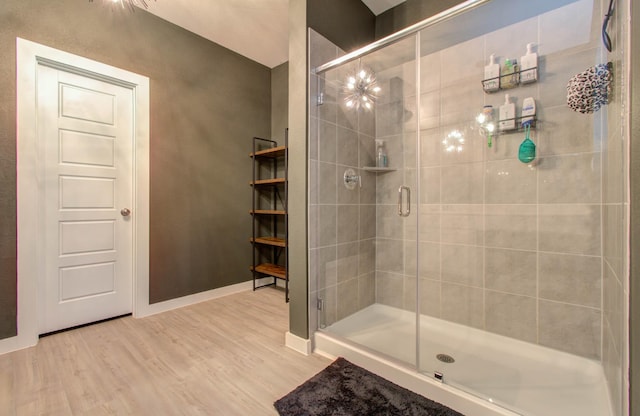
[362,166,397,172]
[250,134,289,302]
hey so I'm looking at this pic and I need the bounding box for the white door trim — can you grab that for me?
[3,38,150,354]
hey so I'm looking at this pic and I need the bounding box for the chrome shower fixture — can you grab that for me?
[343,66,381,110]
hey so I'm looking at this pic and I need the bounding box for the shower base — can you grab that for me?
[316,303,612,416]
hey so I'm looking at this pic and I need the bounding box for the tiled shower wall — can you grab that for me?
[308,30,377,333]
[310,0,627,388]
[370,0,614,362]
[601,0,629,413]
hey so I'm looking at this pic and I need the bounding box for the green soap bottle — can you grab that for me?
[501,58,518,89]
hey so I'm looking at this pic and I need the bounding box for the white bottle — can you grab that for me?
[521,97,536,126]
[375,139,388,167]
[499,94,516,131]
[483,54,500,92]
[520,43,538,84]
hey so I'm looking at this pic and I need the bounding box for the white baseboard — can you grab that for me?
[0,332,38,356]
[285,331,312,355]
[135,280,255,318]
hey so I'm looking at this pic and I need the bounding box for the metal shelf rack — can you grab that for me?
[249,132,288,302]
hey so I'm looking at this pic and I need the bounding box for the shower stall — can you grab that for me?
[308,0,628,415]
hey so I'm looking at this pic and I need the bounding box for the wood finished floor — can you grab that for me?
[0,288,330,415]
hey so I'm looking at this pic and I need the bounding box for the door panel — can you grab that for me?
[59,176,115,208]
[60,130,115,167]
[60,83,116,124]
[38,65,133,334]
[59,263,115,301]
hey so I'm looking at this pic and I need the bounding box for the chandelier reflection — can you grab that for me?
[442,130,465,153]
[90,0,153,11]
[344,66,381,110]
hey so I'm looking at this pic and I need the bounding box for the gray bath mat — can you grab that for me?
[274,357,464,416]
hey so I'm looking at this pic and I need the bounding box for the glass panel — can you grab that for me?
[416,0,613,415]
[312,0,624,414]
[316,35,421,370]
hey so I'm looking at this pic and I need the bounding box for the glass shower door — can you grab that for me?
[316,35,422,370]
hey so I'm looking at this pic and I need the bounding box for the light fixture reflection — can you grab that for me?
[344,65,380,111]
[476,105,495,148]
[442,130,465,153]
[90,0,153,11]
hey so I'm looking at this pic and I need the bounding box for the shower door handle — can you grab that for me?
[398,186,410,217]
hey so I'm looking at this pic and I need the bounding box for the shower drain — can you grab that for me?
[436,353,455,363]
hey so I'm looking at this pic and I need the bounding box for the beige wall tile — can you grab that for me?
[441,163,484,204]
[538,153,601,204]
[485,159,537,204]
[441,283,484,329]
[337,278,360,320]
[539,253,601,307]
[539,204,601,255]
[441,204,484,245]
[376,271,404,308]
[485,248,537,296]
[337,242,359,283]
[376,238,404,273]
[337,205,359,243]
[441,244,483,287]
[538,300,601,359]
[485,290,537,342]
[485,204,537,250]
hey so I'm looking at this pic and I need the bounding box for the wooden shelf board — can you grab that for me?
[250,209,286,215]
[250,237,286,247]
[250,263,287,279]
[250,146,286,158]
[250,178,286,186]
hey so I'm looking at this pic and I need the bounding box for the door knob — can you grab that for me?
[120,208,131,217]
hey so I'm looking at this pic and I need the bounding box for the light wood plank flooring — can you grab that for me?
[0,288,330,415]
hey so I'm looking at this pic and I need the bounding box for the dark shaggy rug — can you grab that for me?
[274,357,464,416]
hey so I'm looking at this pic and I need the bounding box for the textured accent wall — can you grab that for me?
[375,0,465,39]
[0,0,271,338]
[271,62,289,143]
[307,0,375,53]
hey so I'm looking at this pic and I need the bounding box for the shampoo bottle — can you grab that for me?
[483,54,500,92]
[501,58,518,89]
[520,43,538,84]
[521,97,536,126]
[375,139,388,168]
[499,94,516,131]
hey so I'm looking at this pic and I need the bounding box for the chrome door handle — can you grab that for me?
[120,208,131,217]
[397,186,410,217]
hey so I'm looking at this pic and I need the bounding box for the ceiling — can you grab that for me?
[142,0,405,69]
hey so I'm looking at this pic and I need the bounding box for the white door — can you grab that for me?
[37,64,134,334]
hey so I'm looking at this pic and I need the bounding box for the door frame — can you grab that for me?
[5,38,150,353]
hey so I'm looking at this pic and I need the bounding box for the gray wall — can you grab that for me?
[0,0,271,338]
[288,0,309,338]
[630,0,639,413]
[307,0,375,53]
[375,0,465,38]
[271,62,289,143]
